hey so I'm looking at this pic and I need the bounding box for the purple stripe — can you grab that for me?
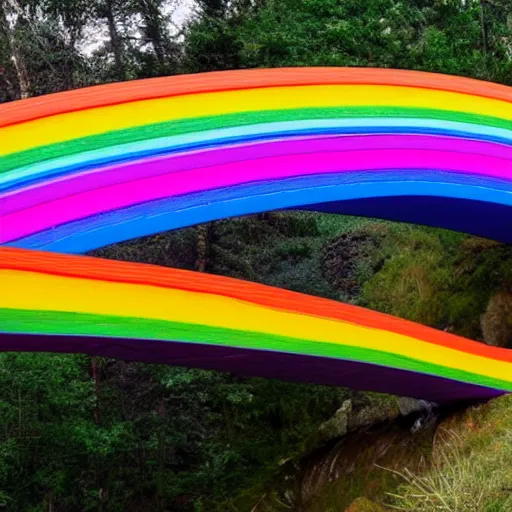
[4,134,512,215]
[5,137,512,243]
[0,332,504,404]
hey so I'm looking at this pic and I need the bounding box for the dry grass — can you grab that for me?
[384,424,512,511]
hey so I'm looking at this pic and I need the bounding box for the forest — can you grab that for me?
[2,0,512,510]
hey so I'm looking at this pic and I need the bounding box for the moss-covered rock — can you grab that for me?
[344,497,388,511]
[309,400,352,450]
[321,223,387,300]
[481,291,512,347]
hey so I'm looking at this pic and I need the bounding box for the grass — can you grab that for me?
[301,395,512,512]
[303,416,435,511]
[313,212,375,238]
[386,395,512,512]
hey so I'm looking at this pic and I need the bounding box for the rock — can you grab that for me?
[307,400,352,451]
[398,397,422,416]
[318,399,352,439]
[321,224,387,299]
[398,397,439,433]
[398,397,437,416]
[307,395,440,455]
[481,291,512,347]
[344,497,388,511]
[347,400,400,431]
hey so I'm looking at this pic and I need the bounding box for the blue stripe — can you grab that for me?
[7,170,512,253]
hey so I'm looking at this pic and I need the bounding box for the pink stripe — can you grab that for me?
[3,146,512,243]
[4,135,512,215]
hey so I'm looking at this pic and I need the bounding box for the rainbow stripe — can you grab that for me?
[1,247,511,403]
[3,68,512,403]
[2,67,512,253]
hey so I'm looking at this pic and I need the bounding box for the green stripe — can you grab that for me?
[2,106,512,174]
[1,308,510,391]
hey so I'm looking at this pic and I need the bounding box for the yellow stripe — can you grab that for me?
[2,269,511,382]
[2,85,512,156]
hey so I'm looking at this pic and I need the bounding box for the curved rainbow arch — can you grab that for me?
[2,67,512,403]
[2,67,512,253]
[1,246,512,404]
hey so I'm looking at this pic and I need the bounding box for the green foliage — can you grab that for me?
[184,0,512,83]
[0,353,343,510]
[207,213,341,297]
[360,229,512,340]
[0,353,98,510]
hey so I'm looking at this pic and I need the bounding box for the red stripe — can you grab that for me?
[2,247,511,362]
[1,67,511,129]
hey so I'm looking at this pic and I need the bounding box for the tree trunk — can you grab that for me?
[47,489,54,512]
[156,399,166,511]
[90,357,106,509]
[2,0,30,99]
[195,224,208,272]
[91,357,101,425]
[0,7,17,101]
[104,0,126,80]
[139,0,167,70]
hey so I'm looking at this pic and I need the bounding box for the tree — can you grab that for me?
[128,0,180,76]
[1,0,30,99]
[94,0,129,80]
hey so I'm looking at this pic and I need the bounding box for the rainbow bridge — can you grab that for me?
[2,67,512,404]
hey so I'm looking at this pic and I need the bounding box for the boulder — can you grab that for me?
[306,400,352,452]
[398,397,437,416]
[317,399,352,440]
[348,399,400,431]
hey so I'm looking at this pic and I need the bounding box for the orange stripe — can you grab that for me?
[2,247,511,363]
[1,67,511,128]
